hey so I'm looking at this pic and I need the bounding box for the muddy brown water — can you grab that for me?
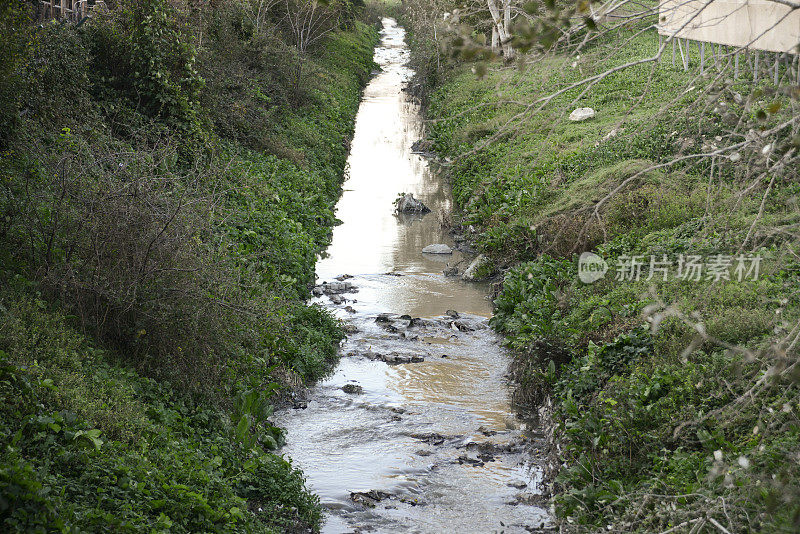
[273,19,550,533]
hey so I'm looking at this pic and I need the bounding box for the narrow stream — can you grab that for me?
[274,19,550,533]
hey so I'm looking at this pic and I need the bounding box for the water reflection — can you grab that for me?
[316,21,488,318]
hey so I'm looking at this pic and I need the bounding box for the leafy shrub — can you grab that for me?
[88,0,207,145]
[0,1,33,146]
[0,292,321,532]
[555,326,652,402]
[491,255,574,352]
[0,8,378,531]
[198,1,299,150]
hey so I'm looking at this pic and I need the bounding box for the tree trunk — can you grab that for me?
[487,0,511,57]
[503,0,514,58]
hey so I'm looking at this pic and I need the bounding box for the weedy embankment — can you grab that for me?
[0,0,378,530]
[420,13,799,532]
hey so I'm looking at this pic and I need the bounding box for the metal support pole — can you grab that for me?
[754,50,759,82]
[700,41,705,73]
[774,53,780,85]
[672,39,676,67]
[679,39,688,71]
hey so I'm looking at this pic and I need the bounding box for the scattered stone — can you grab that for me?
[344,305,357,313]
[382,353,425,364]
[454,242,477,254]
[453,320,476,332]
[462,254,491,281]
[399,314,412,321]
[343,323,359,334]
[329,294,345,305]
[569,107,595,122]
[350,490,391,507]
[399,496,425,506]
[384,271,403,276]
[408,317,428,328]
[505,493,550,507]
[335,274,353,281]
[313,281,357,297]
[353,349,426,365]
[477,426,498,436]
[507,480,528,489]
[342,384,363,395]
[445,309,460,318]
[396,193,431,214]
[456,454,485,467]
[443,266,459,277]
[409,432,449,446]
[477,451,497,463]
[415,449,433,457]
[422,243,452,254]
[460,437,525,455]
[411,139,435,156]
[375,313,392,323]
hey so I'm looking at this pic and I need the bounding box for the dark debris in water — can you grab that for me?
[342,384,364,395]
[350,490,391,507]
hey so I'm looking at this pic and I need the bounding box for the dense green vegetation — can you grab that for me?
[419,10,800,532]
[1,0,377,530]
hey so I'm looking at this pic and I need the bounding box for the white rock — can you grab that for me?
[569,107,596,122]
[602,128,619,141]
[462,254,491,281]
[422,244,453,254]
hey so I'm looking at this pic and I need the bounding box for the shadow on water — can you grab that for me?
[273,18,551,533]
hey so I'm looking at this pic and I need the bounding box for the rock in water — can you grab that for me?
[396,193,430,214]
[569,107,596,121]
[422,244,452,254]
[443,265,459,277]
[462,254,491,281]
[342,384,363,394]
